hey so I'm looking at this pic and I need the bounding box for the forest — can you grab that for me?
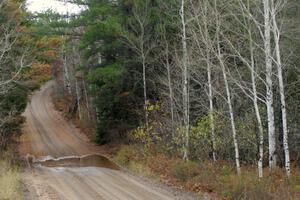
[0,0,299,199]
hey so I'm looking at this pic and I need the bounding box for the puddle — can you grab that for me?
[32,154,119,170]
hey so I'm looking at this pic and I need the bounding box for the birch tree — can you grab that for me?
[0,0,31,150]
[75,77,82,120]
[214,0,241,175]
[188,0,217,162]
[160,23,176,137]
[270,0,291,177]
[263,0,277,170]
[123,0,153,129]
[61,43,72,94]
[225,0,266,178]
[180,0,190,161]
[244,2,265,177]
[82,79,91,120]
[202,0,216,162]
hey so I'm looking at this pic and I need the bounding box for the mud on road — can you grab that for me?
[19,81,199,200]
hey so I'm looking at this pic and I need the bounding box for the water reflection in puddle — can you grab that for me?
[33,154,119,170]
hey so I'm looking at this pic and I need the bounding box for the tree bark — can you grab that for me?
[249,29,264,178]
[83,79,91,120]
[204,0,216,162]
[270,0,291,177]
[243,0,265,178]
[142,55,149,129]
[165,40,175,137]
[62,52,71,94]
[263,0,277,170]
[180,0,189,161]
[214,0,241,175]
[219,56,241,176]
[75,78,82,120]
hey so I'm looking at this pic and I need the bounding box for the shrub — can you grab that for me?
[0,85,28,150]
[170,160,200,181]
[130,126,161,150]
[115,146,139,166]
[128,161,151,176]
[147,154,171,175]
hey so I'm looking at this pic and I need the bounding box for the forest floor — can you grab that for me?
[112,145,300,200]
[18,81,199,200]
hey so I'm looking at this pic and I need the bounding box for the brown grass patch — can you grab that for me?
[114,145,300,200]
[0,153,23,200]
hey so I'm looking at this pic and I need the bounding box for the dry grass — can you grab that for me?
[0,159,23,200]
[114,145,300,200]
[115,145,152,176]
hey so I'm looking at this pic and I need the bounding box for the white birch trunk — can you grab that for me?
[263,0,277,170]
[75,78,82,120]
[207,55,216,162]
[165,42,175,137]
[180,0,189,161]
[83,79,91,120]
[270,0,291,177]
[137,10,149,130]
[244,0,265,178]
[253,75,265,178]
[142,56,149,129]
[97,52,102,64]
[219,55,241,176]
[204,0,216,162]
[249,30,265,178]
[63,53,72,94]
[215,0,241,175]
[95,105,101,125]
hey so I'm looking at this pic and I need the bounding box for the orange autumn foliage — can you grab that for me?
[25,63,52,84]
[44,50,59,59]
[36,37,64,49]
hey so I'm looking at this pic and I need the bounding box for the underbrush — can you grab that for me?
[115,146,152,176]
[114,145,300,200]
[0,153,23,200]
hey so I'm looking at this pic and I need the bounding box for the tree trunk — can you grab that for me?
[219,56,241,176]
[142,56,149,129]
[63,52,71,94]
[204,0,216,162]
[249,29,264,178]
[245,0,265,178]
[207,54,216,162]
[215,0,241,175]
[83,79,91,120]
[75,78,82,120]
[165,42,175,137]
[180,0,189,161]
[270,0,291,177]
[263,0,277,170]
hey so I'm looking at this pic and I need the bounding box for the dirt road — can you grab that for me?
[20,82,195,200]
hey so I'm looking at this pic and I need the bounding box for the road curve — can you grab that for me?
[19,81,93,158]
[19,81,181,200]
